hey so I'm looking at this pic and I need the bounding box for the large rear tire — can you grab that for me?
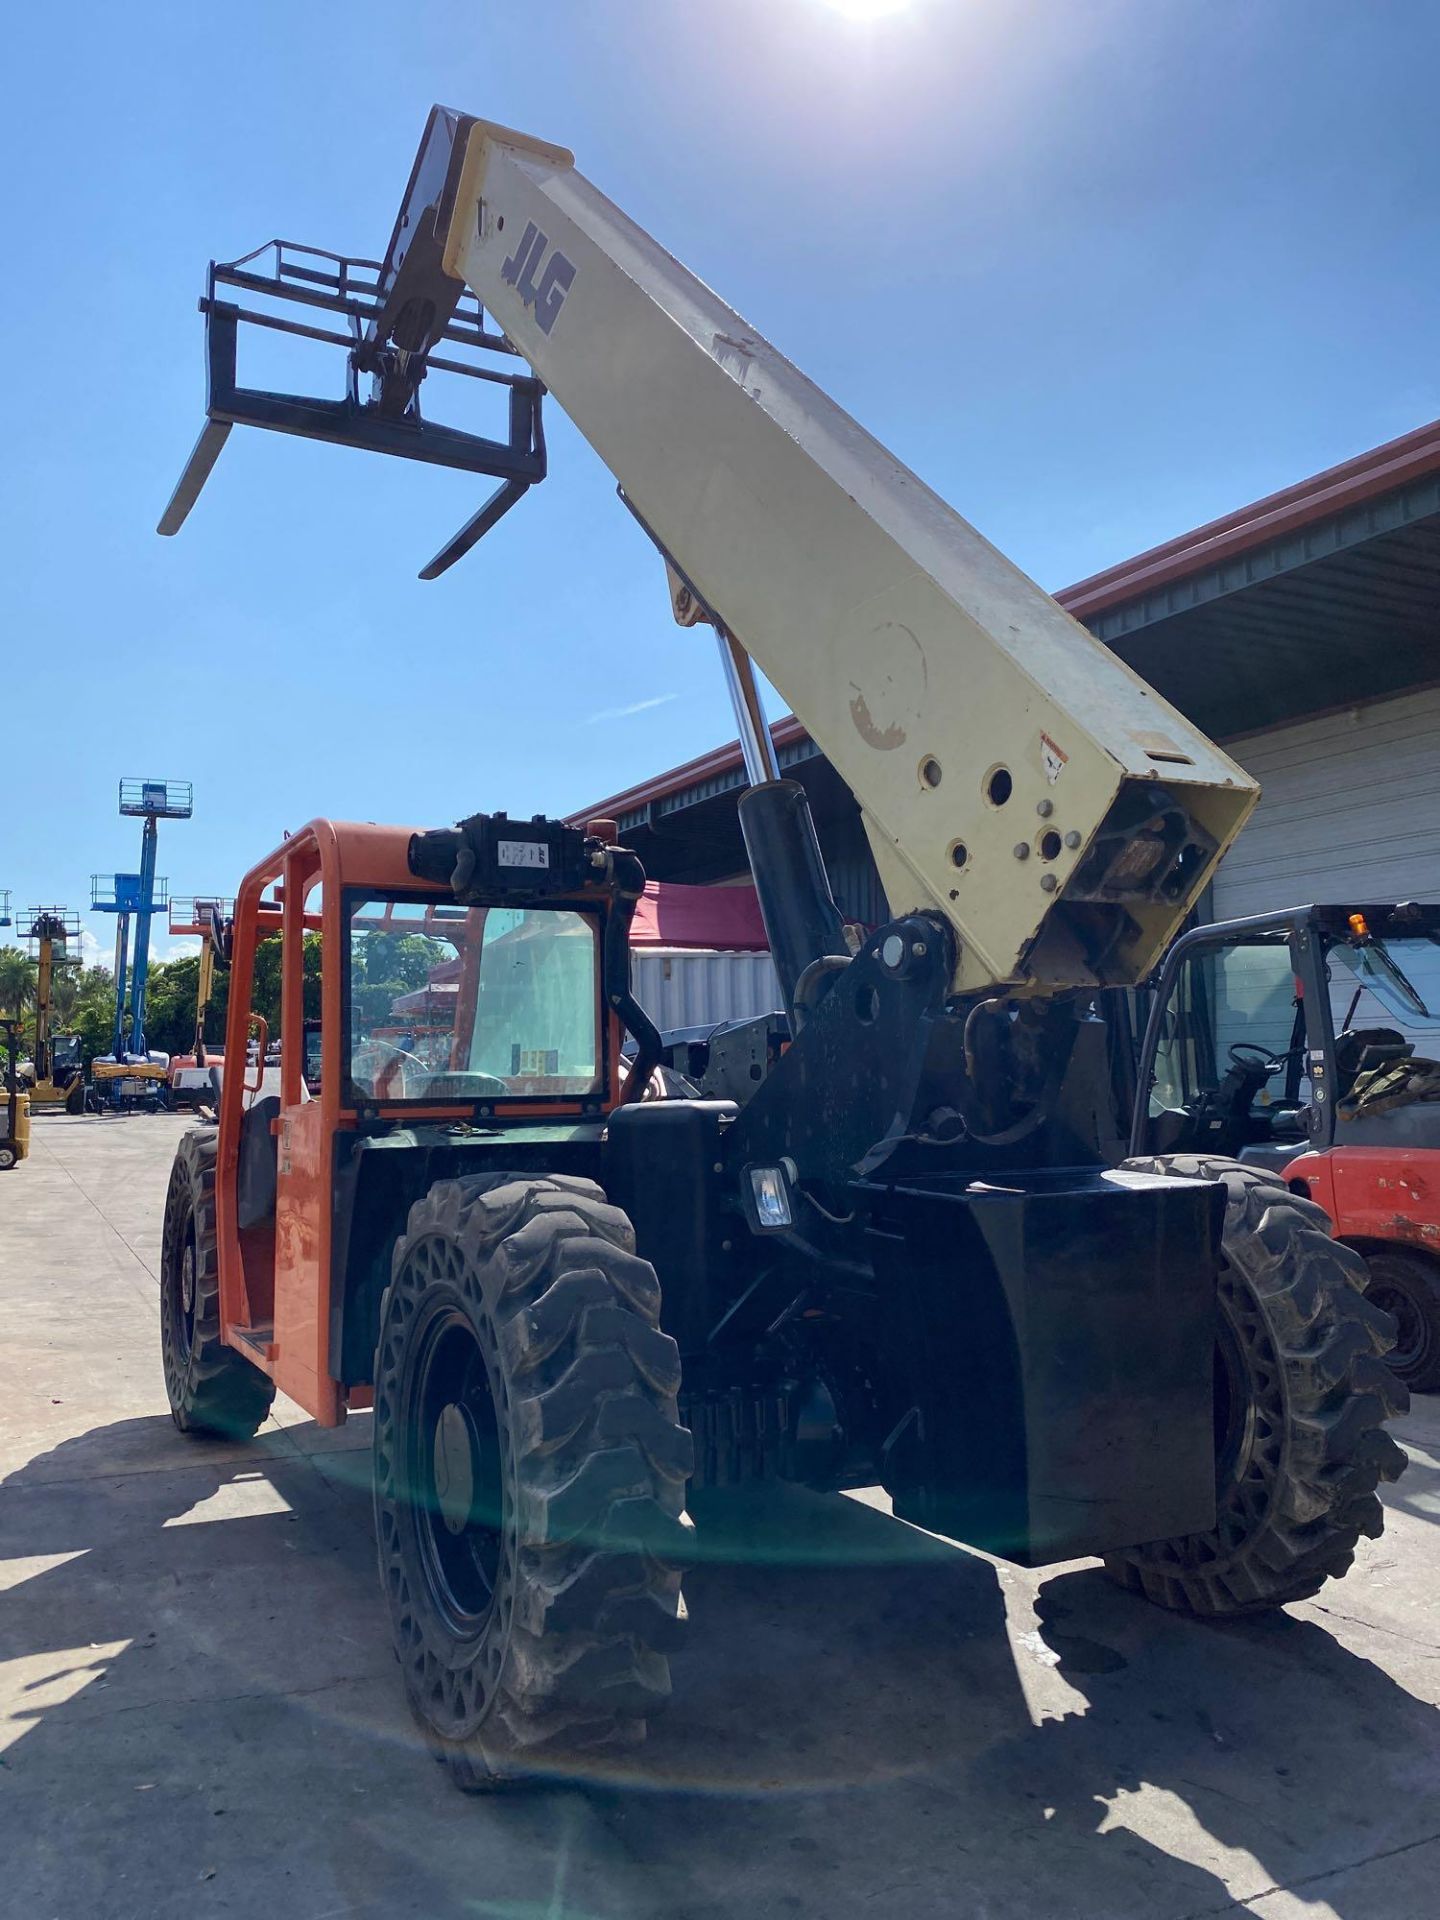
[374,1173,693,1791]
[1107,1154,1408,1615]
[159,1130,276,1439]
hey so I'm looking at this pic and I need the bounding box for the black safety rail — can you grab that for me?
[169,896,234,937]
[24,908,81,949]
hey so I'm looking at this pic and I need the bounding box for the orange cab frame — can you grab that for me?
[212,818,640,1425]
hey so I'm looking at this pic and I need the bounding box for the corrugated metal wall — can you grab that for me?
[1213,686,1440,918]
[631,948,781,1031]
[816,809,890,927]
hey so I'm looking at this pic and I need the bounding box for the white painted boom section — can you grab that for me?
[443,121,1258,991]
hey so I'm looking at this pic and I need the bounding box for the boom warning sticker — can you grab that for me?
[1039,732,1068,784]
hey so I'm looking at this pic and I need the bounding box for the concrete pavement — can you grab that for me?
[2,1114,1437,1919]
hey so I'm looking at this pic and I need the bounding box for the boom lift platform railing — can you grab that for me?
[169,896,234,938]
[23,908,81,950]
[93,874,171,914]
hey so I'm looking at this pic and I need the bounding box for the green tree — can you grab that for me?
[69,965,120,1061]
[350,933,445,1029]
[135,931,322,1058]
[50,962,85,1026]
[142,953,204,1057]
[0,946,36,1024]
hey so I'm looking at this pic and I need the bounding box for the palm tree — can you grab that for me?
[50,964,82,1025]
[0,947,36,1022]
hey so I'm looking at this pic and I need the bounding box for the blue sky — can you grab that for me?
[3,0,1437,965]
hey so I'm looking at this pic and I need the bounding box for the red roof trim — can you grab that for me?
[568,715,809,825]
[1058,414,1440,618]
[572,416,1440,822]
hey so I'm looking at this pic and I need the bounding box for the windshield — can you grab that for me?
[346,896,601,1103]
[51,1034,83,1068]
[1329,933,1440,1031]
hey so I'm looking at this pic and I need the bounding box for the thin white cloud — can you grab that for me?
[585,693,678,725]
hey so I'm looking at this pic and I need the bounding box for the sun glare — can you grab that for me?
[817,0,913,21]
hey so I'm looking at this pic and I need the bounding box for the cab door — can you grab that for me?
[270,857,340,1422]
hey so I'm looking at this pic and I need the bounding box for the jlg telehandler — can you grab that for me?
[158,109,1408,1788]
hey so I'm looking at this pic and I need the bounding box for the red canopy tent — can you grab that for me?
[386,882,769,1016]
[628,880,768,950]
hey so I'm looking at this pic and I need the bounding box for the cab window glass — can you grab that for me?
[346,897,599,1102]
[1151,939,1299,1111]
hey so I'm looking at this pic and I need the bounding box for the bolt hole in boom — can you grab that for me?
[985,766,1013,807]
[1039,829,1063,861]
[920,756,943,788]
[949,841,969,870]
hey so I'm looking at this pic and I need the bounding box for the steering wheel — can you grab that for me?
[1227,1042,1289,1077]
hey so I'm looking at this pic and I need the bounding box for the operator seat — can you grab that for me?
[1333,1027,1410,1101]
[237,1094,281,1229]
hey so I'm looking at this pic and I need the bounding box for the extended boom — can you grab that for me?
[162,107,1257,995]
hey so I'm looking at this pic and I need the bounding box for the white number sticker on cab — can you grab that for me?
[497,840,550,868]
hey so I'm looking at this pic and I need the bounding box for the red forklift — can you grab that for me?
[1132,901,1440,1390]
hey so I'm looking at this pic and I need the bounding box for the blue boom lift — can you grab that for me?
[91,778,192,1109]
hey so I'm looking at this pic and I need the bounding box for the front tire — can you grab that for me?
[160,1130,276,1439]
[1362,1248,1440,1394]
[1107,1155,1408,1615]
[374,1173,693,1791]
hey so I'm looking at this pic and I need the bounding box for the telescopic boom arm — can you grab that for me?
[161,107,1258,993]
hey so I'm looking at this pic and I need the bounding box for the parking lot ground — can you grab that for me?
[2,1113,1437,1920]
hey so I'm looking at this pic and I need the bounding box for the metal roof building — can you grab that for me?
[574,417,1440,928]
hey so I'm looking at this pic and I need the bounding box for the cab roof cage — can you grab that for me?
[157,109,545,578]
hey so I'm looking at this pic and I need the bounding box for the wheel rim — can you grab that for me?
[1368,1279,1430,1374]
[177,1230,198,1363]
[1210,1274,1285,1553]
[409,1305,505,1641]
[1213,1308,1254,1489]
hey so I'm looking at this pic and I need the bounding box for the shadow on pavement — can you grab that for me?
[1,1417,1436,1920]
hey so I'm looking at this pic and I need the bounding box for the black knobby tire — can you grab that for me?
[1106,1154,1409,1615]
[374,1173,693,1791]
[1363,1248,1440,1394]
[159,1129,276,1439]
